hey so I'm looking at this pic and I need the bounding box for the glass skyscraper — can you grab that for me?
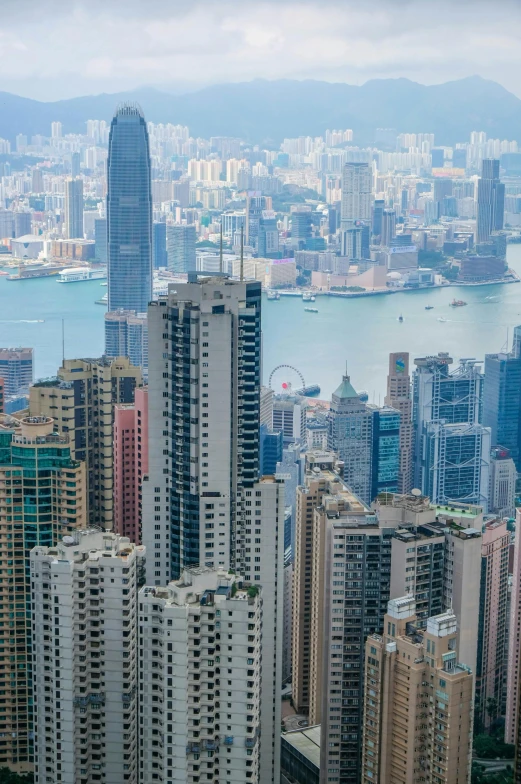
[483,325,521,469]
[107,103,152,313]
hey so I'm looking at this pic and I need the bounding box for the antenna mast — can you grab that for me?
[240,225,244,282]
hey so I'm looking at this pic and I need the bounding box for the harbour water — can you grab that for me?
[1,247,521,398]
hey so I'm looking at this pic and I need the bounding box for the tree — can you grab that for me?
[0,769,34,783]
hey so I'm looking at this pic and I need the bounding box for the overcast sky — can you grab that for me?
[1,0,520,101]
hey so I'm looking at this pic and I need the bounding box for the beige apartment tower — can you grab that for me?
[362,596,473,784]
[29,356,142,528]
[385,352,413,494]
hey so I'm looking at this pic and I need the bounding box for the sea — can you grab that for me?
[2,246,521,400]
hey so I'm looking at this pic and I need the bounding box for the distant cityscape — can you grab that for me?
[0,100,520,784]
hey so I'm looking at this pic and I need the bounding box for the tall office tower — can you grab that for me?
[94,217,108,263]
[257,210,279,257]
[340,223,369,260]
[166,223,196,272]
[308,483,395,782]
[292,450,346,715]
[153,220,167,268]
[341,161,372,224]
[31,167,44,193]
[477,158,505,243]
[506,508,521,744]
[29,357,141,528]
[483,325,521,468]
[104,310,149,373]
[328,374,373,505]
[71,151,81,177]
[246,192,267,249]
[0,416,86,773]
[385,352,413,494]
[259,385,273,428]
[64,177,84,239]
[0,377,3,413]
[475,519,510,732]
[144,278,284,783]
[488,446,516,518]
[372,199,385,242]
[422,421,491,508]
[259,423,283,475]
[362,597,473,784]
[0,347,33,396]
[31,530,144,784]
[13,211,32,238]
[139,567,262,784]
[291,208,313,250]
[272,393,307,445]
[113,387,149,543]
[413,354,483,491]
[381,208,396,246]
[0,209,14,240]
[107,103,152,313]
[370,405,401,498]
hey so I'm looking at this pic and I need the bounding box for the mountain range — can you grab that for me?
[0,76,520,148]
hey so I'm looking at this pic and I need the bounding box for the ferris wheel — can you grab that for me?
[268,364,305,394]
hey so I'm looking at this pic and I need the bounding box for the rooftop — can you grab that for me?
[281,724,321,770]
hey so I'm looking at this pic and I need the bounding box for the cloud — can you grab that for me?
[0,0,520,100]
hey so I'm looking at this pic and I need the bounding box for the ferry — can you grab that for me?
[304,307,318,313]
[438,316,447,322]
[57,267,107,283]
[449,299,467,307]
[425,305,434,310]
[267,290,280,300]
[302,291,316,302]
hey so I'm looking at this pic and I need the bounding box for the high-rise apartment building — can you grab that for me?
[506,508,521,744]
[139,567,262,784]
[385,352,414,494]
[166,223,196,272]
[477,159,505,243]
[246,192,268,249]
[0,416,86,773]
[258,210,279,257]
[0,377,3,413]
[107,103,152,314]
[0,347,33,396]
[29,357,142,528]
[488,446,516,518]
[64,177,84,239]
[362,597,473,784]
[476,519,510,732]
[113,387,148,544]
[328,374,373,504]
[341,162,372,223]
[483,325,521,468]
[104,310,149,374]
[31,530,145,784]
[143,277,284,783]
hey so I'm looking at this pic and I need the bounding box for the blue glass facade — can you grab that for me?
[371,406,401,498]
[107,104,152,313]
[483,326,521,469]
[260,423,283,475]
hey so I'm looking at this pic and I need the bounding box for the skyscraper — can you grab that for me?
[328,374,373,504]
[507,508,521,744]
[144,277,284,782]
[0,347,33,396]
[104,310,149,373]
[362,598,473,784]
[477,158,505,243]
[385,352,414,494]
[0,416,86,773]
[341,162,372,223]
[94,216,107,263]
[152,220,167,268]
[64,177,84,239]
[483,325,521,468]
[107,103,152,313]
[31,530,144,784]
[370,405,401,498]
[166,223,196,272]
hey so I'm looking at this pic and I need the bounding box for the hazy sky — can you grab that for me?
[1,0,520,100]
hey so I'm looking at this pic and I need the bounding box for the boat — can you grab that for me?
[449,299,467,307]
[425,305,434,310]
[398,315,404,322]
[302,291,316,302]
[100,281,108,287]
[267,290,280,301]
[95,293,108,305]
[304,307,318,313]
[438,316,447,322]
[57,267,107,283]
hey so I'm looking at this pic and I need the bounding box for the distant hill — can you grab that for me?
[0,76,520,147]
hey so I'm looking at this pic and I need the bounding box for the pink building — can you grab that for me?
[476,518,510,731]
[507,509,521,743]
[113,387,148,544]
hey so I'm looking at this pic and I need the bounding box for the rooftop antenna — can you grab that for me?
[61,319,65,365]
[240,225,244,282]
[219,221,223,274]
